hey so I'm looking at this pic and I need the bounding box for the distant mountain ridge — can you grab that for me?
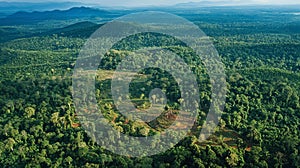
[173,0,254,8]
[0,1,83,14]
[0,7,113,26]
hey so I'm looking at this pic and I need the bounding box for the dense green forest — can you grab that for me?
[0,6,300,167]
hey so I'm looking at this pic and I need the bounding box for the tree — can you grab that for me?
[51,112,60,126]
[226,152,239,167]
[5,138,16,151]
[64,156,73,165]
[24,106,35,118]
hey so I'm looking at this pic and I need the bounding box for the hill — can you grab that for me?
[42,21,103,38]
[0,7,112,26]
[0,1,83,14]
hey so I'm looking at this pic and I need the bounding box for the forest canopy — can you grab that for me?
[0,5,299,168]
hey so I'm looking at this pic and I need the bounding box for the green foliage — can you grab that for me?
[0,6,299,167]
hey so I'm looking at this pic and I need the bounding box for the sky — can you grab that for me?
[3,0,300,7]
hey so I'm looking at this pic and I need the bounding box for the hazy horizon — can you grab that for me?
[2,0,300,7]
